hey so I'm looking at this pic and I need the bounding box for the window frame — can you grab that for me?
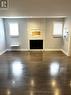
[9,22,19,37]
[53,22,63,38]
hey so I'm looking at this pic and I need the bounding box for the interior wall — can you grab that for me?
[45,18,63,50]
[4,18,28,50]
[69,33,71,56]
[0,19,6,55]
[4,18,63,50]
[62,18,71,56]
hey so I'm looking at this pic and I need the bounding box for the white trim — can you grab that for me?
[7,48,63,52]
[7,48,69,56]
[45,49,61,51]
[61,49,70,56]
[8,49,61,52]
[0,16,66,18]
[7,49,45,52]
[0,49,7,55]
[7,49,29,51]
[45,49,69,56]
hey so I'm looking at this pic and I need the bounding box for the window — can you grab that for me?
[53,22,63,37]
[9,23,19,36]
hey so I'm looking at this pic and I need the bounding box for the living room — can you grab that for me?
[0,0,71,95]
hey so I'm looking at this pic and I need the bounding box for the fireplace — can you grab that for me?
[30,40,43,49]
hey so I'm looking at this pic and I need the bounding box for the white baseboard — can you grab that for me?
[0,49,7,55]
[7,49,29,51]
[8,49,61,52]
[7,48,62,52]
[61,49,70,56]
[7,49,45,52]
[45,49,61,51]
[7,48,69,56]
[45,49,69,56]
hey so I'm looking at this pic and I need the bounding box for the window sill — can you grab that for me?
[53,35,62,38]
[10,35,19,37]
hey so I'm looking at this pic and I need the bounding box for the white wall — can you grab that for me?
[4,18,28,50]
[4,18,63,51]
[62,18,71,56]
[65,18,71,56]
[0,19,6,55]
[45,18,63,50]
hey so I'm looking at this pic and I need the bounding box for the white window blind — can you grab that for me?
[9,23,19,36]
[53,22,63,36]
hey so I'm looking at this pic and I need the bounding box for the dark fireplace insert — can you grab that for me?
[30,40,43,49]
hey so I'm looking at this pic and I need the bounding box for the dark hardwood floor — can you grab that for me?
[0,51,71,95]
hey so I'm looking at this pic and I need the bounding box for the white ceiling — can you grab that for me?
[0,0,71,17]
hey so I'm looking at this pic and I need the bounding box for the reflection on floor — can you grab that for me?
[0,51,71,95]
